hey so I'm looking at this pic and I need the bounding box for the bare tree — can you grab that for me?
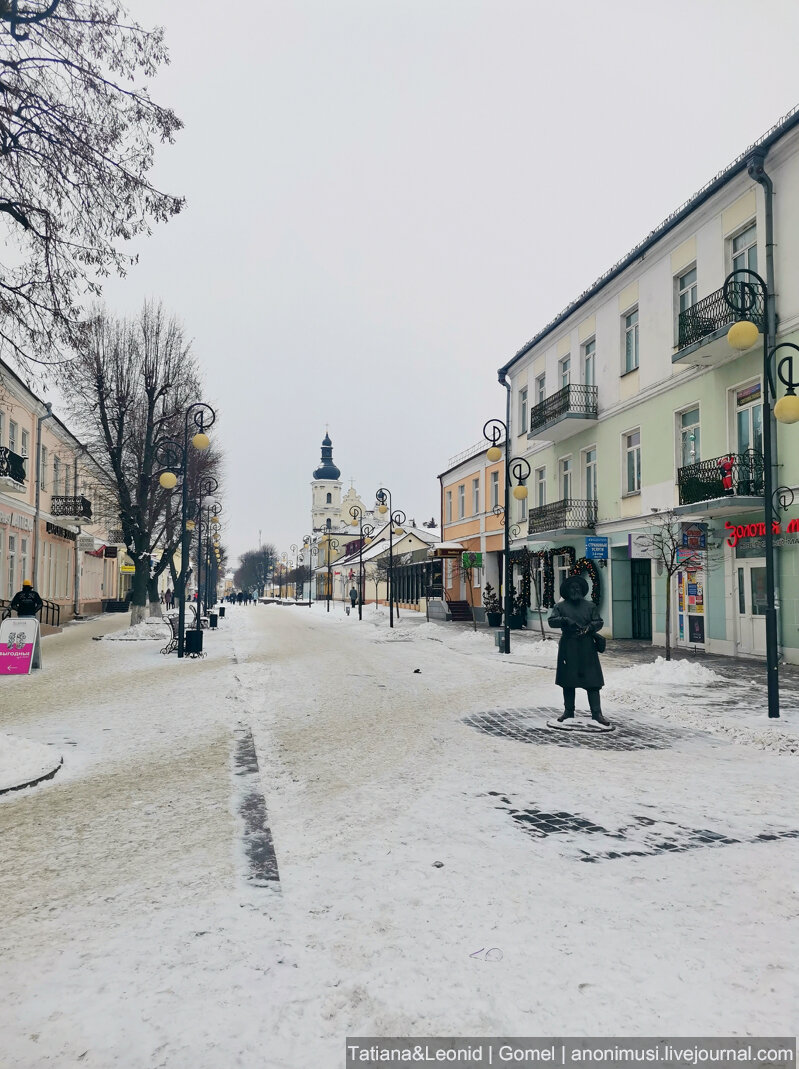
[60,302,209,624]
[234,544,276,598]
[632,509,707,661]
[0,2,183,374]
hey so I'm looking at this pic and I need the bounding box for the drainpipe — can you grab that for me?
[72,448,87,617]
[32,402,53,591]
[747,150,780,654]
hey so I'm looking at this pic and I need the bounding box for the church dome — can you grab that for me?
[313,432,341,480]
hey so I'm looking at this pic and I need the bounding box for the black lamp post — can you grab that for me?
[158,401,216,659]
[723,268,799,718]
[280,553,287,599]
[303,535,316,606]
[194,478,219,631]
[482,419,530,655]
[375,488,405,628]
[290,543,298,600]
[322,535,339,611]
[199,498,222,615]
[348,504,374,621]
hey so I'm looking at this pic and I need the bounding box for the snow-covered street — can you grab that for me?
[2,605,797,1068]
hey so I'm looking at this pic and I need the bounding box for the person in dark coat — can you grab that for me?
[548,574,609,725]
[10,579,43,618]
[349,586,358,609]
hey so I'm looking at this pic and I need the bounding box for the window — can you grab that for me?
[21,429,29,459]
[535,467,546,508]
[583,447,597,500]
[472,477,480,515]
[490,471,499,510]
[559,356,571,390]
[559,457,572,500]
[326,492,332,504]
[40,445,47,489]
[736,382,763,455]
[0,412,4,446]
[531,555,545,609]
[8,420,17,454]
[446,490,452,523]
[554,552,571,594]
[583,339,596,388]
[623,309,639,373]
[446,558,453,586]
[519,387,528,433]
[518,483,527,522]
[20,537,28,585]
[625,430,641,493]
[732,222,757,275]
[7,534,16,599]
[678,266,697,315]
[680,407,700,467]
[458,484,465,519]
[53,455,60,496]
[535,373,545,405]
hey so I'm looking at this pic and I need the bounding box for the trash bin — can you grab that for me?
[209,611,218,630]
[494,629,506,652]
[185,628,203,656]
[218,605,226,618]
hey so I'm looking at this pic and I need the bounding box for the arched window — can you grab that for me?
[326,493,332,504]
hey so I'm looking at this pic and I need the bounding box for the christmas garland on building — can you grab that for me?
[570,557,601,605]
[505,545,601,609]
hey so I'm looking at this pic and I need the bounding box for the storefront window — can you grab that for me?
[7,534,16,598]
[736,383,763,455]
[750,567,768,615]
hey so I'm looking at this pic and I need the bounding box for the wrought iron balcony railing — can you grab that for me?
[677,283,765,350]
[528,497,597,535]
[677,451,764,505]
[50,495,93,521]
[0,446,26,485]
[529,383,598,435]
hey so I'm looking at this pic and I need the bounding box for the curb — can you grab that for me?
[0,755,63,797]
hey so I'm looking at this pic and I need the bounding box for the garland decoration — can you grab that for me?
[570,556,601,605]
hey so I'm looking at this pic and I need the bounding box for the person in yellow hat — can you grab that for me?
[10,579,43,618]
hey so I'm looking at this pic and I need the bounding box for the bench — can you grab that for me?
[161,613,180,655]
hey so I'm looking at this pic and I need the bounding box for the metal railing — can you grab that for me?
[527,498,598,534]
[0,446,26,485]
[0,596,61,627]
[677,283,765,349]
[677,451,764,505]
[50,495,93,521]
[529,383,598,435]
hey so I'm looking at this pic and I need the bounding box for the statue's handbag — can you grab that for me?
[593,633,606,653]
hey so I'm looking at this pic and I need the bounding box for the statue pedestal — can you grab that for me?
[546,717,614,734]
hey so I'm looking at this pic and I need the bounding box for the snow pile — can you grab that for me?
[104,619,170,642]
[518,640,559,664]
[414,622,444,642]
[0,733,62,793]
[610,655,720,687]
[448,629,493,650]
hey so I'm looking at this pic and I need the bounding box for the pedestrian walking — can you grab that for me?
[547,575,610,726]
[164,588,173,610]
[349,585,358,611]
[10,579,43,618]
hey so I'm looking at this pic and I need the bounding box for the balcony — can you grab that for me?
[528,498,597,537]
[0,447,26,494]
[528,384,598,442]
[674,283,765,367]
[51,495,93,522]
[677,452,764,511]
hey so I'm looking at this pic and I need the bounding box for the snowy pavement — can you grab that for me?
[1,604,797,1067]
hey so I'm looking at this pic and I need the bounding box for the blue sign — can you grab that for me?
[585,536,608,560]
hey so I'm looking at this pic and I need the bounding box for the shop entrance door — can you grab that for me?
[736,560,767,655]
[630,559,652,640]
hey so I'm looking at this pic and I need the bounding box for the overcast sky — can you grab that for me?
[102,0,799,567]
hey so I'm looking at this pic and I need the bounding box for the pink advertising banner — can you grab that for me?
[0,618,42,675]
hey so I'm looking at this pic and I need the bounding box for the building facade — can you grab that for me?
[496,106,799,663]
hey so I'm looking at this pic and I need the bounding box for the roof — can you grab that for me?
[498,103,799,379]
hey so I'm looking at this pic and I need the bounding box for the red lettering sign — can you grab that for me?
[725,519,785,547]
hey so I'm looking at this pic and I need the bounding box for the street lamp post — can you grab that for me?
[322,535,339,611]
[483,419,530,655]
[348,505,374,621]
[724,268,799,718]
[158,401,216,659]
[290,544,298,599]
[194,479,219,631]
[303,535,317,606]
[375,488,405,628]
[198,499,221,615]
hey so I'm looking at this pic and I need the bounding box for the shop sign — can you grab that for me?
[681,523,707,550]
[0,510,34,531]
[725,518,799,547]
[119,554,135,574]
[585,536,608,560]
[104,545,118,558]
[628,533,659,560]
[462,552,483,568]
[46,521,76,542]
[77,534,95,551]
